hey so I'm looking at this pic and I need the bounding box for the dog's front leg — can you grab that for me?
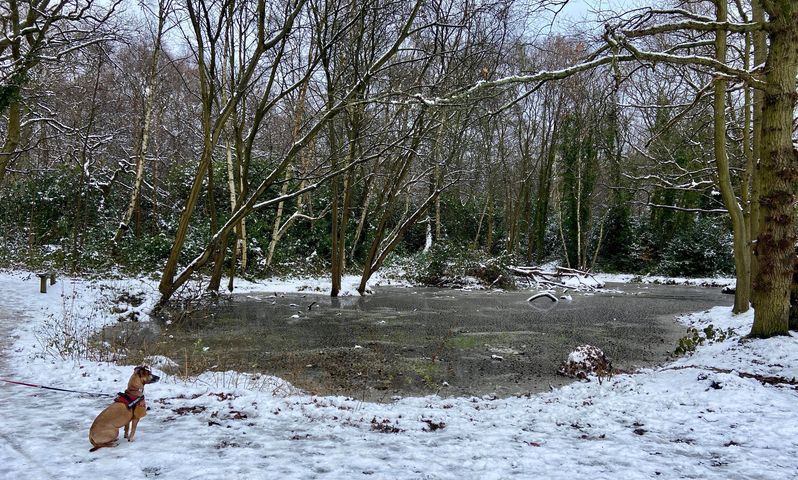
[127,418,140,442]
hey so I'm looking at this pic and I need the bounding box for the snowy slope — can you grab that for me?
[0,271,796,479]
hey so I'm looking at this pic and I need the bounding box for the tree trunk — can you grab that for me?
[356,114,428,293]
[358,187,441,295]
[0,0,23,187]
[713,0,751,314]
[350,169,373,260]
[113,5,167,245]
[329,118,343,297]
[748,0,767,299]
[531,121,557,263]
[206,147,224,292]
[750,4,798,337]
[0,100,20,186]
[266,174,291,266]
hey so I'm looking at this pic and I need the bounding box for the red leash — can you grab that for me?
[1,378,114,397]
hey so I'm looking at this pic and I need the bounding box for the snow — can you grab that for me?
[567,349,588,364]
[593,273,735,288]
[231,270,413,295]
[1,270,797,479]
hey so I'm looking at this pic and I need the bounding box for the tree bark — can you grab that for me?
[0,100,20,186]
[750,3,798,337]
[748,0,767,297]
[713,0,751,314]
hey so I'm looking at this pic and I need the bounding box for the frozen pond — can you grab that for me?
[117,283,733,402]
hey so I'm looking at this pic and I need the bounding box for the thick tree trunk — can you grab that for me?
[206,148,224,292]
[159,139,213,299]
[748,0,767,301]
[750,4,798,337]
[0,0,24,187]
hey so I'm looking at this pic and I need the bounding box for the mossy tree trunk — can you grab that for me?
[750,1,798,337]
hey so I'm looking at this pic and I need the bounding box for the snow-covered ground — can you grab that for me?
[593,273,734,287]
[0,270,796,479]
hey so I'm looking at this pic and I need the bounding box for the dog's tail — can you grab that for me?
[89,446,101,452]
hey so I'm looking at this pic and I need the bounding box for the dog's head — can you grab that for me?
[134,365,160,385]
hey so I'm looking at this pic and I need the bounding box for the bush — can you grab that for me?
[675,323,736,355]
[657,217,734,277]
[412,242,516,289]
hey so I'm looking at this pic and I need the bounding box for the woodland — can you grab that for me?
[1,0,797,338]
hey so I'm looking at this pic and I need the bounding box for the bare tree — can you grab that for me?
[0,0,120,187]
[113,0,174,245]
[157,0,424,303]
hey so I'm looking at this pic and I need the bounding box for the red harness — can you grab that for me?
[114,389,144,410]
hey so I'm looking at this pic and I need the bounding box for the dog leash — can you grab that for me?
[0,378,114,397]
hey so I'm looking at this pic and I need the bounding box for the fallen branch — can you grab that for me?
[489,275,503,289]
[510,265,605,292]
[527,292,558,302]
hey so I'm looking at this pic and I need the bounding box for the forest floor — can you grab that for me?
[0,270,796,479]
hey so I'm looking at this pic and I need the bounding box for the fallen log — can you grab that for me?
[527,292,558,302]
[511,265,604,291]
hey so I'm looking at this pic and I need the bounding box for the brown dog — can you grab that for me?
[89,366,160,452]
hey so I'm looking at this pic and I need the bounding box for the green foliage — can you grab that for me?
[597,205,637,273]
[114,233,174,273]
[0,114,733,281]
[646,91,715,251]
[656,217,734,277]
[438,193,483,246]
[412,242,516,289]
[675,323,736,355]
[594,214,733,277]
[0,72,26,114]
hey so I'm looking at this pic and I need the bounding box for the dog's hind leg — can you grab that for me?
[89,440,119,452]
